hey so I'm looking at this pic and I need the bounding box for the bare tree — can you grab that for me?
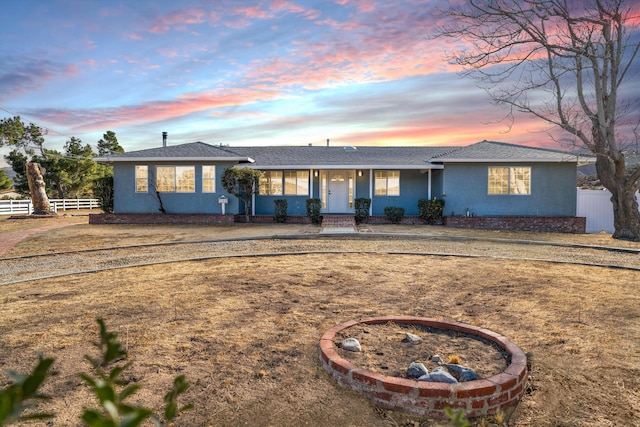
[434,0,640,240]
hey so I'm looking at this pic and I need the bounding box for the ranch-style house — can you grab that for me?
[95,139,584,231]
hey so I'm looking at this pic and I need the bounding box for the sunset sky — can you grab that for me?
[1,0,638,166]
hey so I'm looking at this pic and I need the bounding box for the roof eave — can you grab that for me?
[245,164,444,170]
[95,156,254,163]
[433,158,579,163]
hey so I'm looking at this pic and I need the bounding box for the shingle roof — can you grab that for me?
[229,146,453,168]
[95,142,253,162]
[428,140,578,163]
[96,140,579,166]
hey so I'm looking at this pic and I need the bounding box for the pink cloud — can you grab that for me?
[149,8,207,33]
[37,87,283,132]
[334,0,376,12]
[234,5,269,19]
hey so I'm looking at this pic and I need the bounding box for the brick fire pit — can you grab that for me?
[319,316,528,419]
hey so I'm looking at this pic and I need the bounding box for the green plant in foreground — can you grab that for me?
[80,319,193,427]
[444,407,470,427]
[0,319,192,427]
[0,355,55,425]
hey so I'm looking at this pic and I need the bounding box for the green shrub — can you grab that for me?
[418,197,445,224]
[306,198,321,224]
[273,199,288,223]
[384,206,405,224]
[0,319,192,427]
[354,198,371,224]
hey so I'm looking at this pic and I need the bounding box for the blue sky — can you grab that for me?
[1,0,638,167]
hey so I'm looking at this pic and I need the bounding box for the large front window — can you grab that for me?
[259,171,283,195]
[156,166,195,192]
[488,167,531,195]
[374,170,400,196]
[284,170,309,196]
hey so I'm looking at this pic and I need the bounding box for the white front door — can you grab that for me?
[327,170,350,213]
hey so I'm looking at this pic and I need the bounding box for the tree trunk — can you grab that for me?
[26,162,55,215]
[610,187,640,241]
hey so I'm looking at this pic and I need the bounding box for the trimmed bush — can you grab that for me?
[354,198,371,224]
[274,199,288,223]
[306,198,321,224]
[418,197,446,224]
[384,206,405,224]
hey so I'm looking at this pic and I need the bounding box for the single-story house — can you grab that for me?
[95,140,583,229]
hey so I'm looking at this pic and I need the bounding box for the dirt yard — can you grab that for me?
[0,216,638,426]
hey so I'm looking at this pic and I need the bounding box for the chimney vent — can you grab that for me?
[326,138,330,147]
[162,132,168,147]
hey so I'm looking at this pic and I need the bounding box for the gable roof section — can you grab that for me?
[94,142,254,163]
[427,140,578,163]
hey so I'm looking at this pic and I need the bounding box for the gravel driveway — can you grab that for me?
[2,234,639,286]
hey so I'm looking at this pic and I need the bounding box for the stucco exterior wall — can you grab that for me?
[441,162,577,217]
[370,169,430,216]
[113,162,241,214]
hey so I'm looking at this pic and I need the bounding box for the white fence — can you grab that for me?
[577,189,640,233]
[0,198,100,215]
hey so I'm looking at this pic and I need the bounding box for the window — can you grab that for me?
[203,165,216,193]
[135,165,148,192]
[374,170,400,196]
[259,171,283,195]
[284,170,309,196]
[488,167,531,195]
[156,166,195,192]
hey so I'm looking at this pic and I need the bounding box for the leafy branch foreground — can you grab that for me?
[0,319,192,427]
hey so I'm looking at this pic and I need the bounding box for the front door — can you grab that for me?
[326,170,350,213]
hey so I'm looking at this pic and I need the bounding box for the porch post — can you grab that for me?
[310,169,314,198]
[428,169,432,199]
[369,169,373,215]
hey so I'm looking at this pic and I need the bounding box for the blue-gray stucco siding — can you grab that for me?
[113,161,576,217]
[369,169,430,216]
[441,162,577,217]
[113,162,241,214]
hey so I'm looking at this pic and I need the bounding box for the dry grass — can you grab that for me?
[0,216,639,426]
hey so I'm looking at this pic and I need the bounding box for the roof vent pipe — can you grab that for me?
[162,132,168,147]
[326,138,330,147]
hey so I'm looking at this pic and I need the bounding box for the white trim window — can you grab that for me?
[488,167,531,195]
[259,171,283,195]
[374,170,400,196]
[135,165,148,193]
[156,166,195,192]
[202,165,216,193]
[284,170,309,196]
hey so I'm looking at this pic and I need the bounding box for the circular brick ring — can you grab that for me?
[319,316,528,419]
